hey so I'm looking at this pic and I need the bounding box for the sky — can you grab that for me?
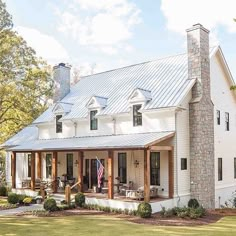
[4,0,236,78]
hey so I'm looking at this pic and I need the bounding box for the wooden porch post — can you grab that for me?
[36,152,42,179]
[168,149,174,198]
[108,150,114,199]
[78,151,84,192]
[52,151,58,193]
[144,149,150,202]
[11,152,16,189]
[31,152,36,191]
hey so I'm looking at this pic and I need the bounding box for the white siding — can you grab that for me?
[211,54,236,206]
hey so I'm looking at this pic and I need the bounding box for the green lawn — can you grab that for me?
[0,215,236,236]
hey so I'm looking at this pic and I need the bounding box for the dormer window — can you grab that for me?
[90,110,98,130]
[56,115,62,133]
[133,105,142,126]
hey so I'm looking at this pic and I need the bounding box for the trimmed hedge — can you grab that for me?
[43,198,58,212]
[188,198,200,209]
[7,193,19,204]
[75,193,85,207]
[137,202,152,218]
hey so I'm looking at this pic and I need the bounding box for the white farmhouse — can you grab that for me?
[1,24,236,212]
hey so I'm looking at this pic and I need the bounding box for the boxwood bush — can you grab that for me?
[7,193,19,204]
[0,186,7,196]
[188,198,200,209]
[43,198,58,212]
[75,192,85,207]
[137,202,152,218]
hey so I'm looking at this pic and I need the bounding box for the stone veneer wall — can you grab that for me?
[187,24,215,208]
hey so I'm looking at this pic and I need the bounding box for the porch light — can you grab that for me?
[74,160,78,166]
[134,160,139,168]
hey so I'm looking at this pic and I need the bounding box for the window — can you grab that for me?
[56,115,62,133]
[225,112,229,131]
[217,110,220,125]
[46,154,52,178]
[150,152,160,185]
[218,158,222,181]
[28,154,32,177]
[181,158,187,170]
[90,110,98,130]
[67,154,73,179]
[133,104,142,126]
[234,158,236,179]
[118,153,127,183]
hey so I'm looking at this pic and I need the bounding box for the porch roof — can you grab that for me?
[9,131,174,152]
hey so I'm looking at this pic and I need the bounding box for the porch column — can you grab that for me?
[144,149,150,202]
[108,150,114,199]
[11,152,16,188]
[78,151,84,192]
[36,152,42,179]
[52,151,58,193]
[168,149,174,198]
[31,152,36,191]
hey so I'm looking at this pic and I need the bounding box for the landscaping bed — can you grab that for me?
[0,197,18,211]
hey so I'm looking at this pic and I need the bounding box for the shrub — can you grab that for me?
[160,206,175,218]
[7,193,19,204]
[43,198,57,212]
[188,198,200,209]
[23,197,32,204]
[18,194,27,204]
[75,192,85,207]
[0,186,7,196]
[137,202,152,218]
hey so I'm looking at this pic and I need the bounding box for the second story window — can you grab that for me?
[216,110,220,125]
[56,115,62,133]
[133,104,142,126]
[225,112,229,131]
[90,110,98,130]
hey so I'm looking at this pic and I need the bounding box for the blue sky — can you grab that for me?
[4,0,236,78]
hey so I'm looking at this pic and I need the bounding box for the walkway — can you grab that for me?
[0,204,43,216]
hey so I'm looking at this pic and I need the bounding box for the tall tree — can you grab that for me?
[0,0,53,144]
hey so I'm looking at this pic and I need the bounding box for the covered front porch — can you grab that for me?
[9,131,175,210]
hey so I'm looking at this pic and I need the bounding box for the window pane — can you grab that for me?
[46,154,52,178]
[67,154,73,179]
[28,154,31,177]
[218,158,222,181]
[118,153,127,183]
[234,158,236,179]
[217,110,220,125]
[56,115,62,133]
[133,105,142,126]
[90,110,98,130]
[225,112,229,131]
[181,158,187,170]
[150,152,160,185]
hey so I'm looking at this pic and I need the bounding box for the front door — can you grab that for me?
[90,159,105,188]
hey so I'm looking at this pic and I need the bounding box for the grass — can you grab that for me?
[0,198,7,205]
[0,215,236,236]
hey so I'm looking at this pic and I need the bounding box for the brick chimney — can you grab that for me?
[53,63,71,103]
[187,24,215,208]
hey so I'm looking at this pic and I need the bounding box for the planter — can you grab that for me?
[36,199,42,204]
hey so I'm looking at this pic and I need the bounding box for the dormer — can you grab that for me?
[86,96,108,110]
[52,102,73,115]
[128,88,152,104]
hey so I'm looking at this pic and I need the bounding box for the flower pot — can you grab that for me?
[36,199,42,204]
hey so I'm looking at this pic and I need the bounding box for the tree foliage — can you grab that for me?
[0,0,53,144]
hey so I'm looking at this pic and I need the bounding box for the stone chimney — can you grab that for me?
[187,24,215,208]
[53,63,71,103]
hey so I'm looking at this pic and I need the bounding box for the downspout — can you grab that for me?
[112,117,116,135]
[73,122,77,137]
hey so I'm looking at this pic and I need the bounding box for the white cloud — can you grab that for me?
[161,0,236,44]
[16,26,69,63]
[54,0,141,54]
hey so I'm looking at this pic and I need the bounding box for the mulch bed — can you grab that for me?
[14,208,236,226]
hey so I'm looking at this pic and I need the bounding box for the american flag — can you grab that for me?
[96,157,104,188]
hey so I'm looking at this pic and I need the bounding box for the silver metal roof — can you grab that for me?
[33,53,194,124]
[0,126,38,148]
[9,131,174,151]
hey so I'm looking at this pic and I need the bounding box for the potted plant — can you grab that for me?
[35,196,43,204]
[23,197,32,206]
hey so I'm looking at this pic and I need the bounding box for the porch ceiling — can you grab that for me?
[8,131,175,152]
